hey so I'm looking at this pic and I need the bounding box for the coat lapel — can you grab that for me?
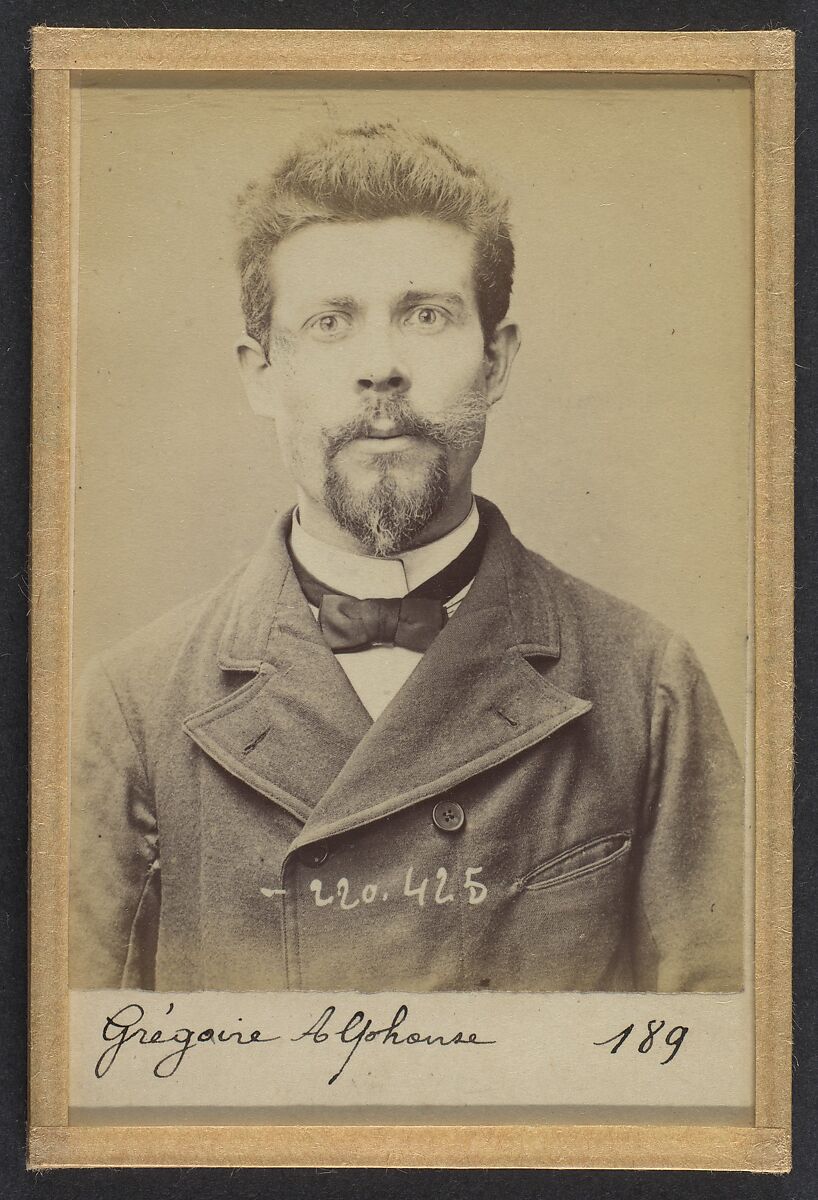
[289,499,592,847]
[183,515,372,821]
[184,500,592,840]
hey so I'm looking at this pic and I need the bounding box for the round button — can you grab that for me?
[432,800,465,833]
[298,840,330,866]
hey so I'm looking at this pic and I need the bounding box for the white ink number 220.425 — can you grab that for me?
[309,866,488,909]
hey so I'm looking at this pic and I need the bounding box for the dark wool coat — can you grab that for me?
[70,499,744,993]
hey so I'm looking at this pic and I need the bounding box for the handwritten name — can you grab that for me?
[294,1003,495,1083]
[94,1002,494,1086]
[95,1003,279,1079]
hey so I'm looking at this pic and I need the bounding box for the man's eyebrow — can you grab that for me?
[306,295,358,311]
[401,290,467,311]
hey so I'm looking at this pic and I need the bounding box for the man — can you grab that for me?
[71,123,744,994]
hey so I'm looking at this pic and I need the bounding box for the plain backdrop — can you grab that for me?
[71,71,753,751]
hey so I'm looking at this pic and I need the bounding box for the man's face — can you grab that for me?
[244,216,511,555]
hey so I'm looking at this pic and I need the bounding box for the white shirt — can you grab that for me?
[289,500,480,720]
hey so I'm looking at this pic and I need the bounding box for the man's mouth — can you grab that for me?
[357,431,415,444]
[349,436,421,458]
[344,429,425,452]
[362,429,409,440]
[324,414,441,461]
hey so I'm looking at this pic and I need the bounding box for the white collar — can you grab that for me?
[289,499,480,599]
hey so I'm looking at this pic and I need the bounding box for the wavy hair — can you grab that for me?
[235,123,515,353]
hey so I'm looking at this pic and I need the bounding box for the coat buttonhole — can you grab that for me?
[242,726,272,755]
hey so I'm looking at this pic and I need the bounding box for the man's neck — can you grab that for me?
[290,498,480,599]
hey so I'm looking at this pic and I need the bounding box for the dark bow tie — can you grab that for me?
[314,594,446,653]
[291,520,487,654]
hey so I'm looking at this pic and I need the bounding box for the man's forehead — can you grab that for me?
[267,216,479,307]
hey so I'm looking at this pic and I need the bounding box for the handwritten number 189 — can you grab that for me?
[594,1019,689,1064]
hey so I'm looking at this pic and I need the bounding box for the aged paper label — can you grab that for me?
[70,989,753,1120]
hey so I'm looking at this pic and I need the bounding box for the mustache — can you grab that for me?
[323,392,490,459]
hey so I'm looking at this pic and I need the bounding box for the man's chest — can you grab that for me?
[153,717,643,992]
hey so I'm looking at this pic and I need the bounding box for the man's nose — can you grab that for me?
[355,333,410,394]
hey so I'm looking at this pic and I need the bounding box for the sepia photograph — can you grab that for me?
[29,27,793,1170]
[69,73,749,997]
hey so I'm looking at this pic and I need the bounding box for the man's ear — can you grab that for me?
[235,334,277,419]
[484,322,521,406]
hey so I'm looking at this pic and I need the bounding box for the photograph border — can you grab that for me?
[28,26,794,1171]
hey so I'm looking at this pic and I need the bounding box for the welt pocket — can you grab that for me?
[520,832,632,892]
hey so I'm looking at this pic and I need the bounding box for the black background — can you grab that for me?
[2,2,815,1197]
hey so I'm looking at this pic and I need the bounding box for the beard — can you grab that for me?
[321,391,489,557]
[324,451,449,558]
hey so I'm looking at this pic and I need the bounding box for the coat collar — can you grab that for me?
[184,498,590,840]
[214,497,561,670]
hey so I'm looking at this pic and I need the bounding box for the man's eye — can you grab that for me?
[406,306,448,330]
[305,313,351,338]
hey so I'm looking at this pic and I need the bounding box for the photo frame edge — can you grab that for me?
[27,1121,791,1173]
[28,25,795,74]
[29,65,72,1136]
[751,66,795,1147]
[27,27,795,1173]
